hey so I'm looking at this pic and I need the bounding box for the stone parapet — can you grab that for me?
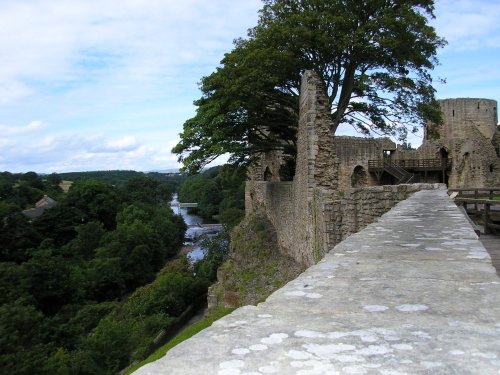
[246,179,445,266]
[135,190,500,375]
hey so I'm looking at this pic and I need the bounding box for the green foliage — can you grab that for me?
[32,204,85,247]
[0,201,40,262]
[71,221,106,259]
[195,230,231,282]
[57,170,185,190]
[0,172,200,375]
[0,301,52,375]
[178,164,246,223]
[58,170,146,186]
[218,208,245,230]
[44,173,64,198]
[174,0,445,173]
[0,262,31,305]
[122,175,174,206]
[125,306,236,375]
[67,260,206,375]
[25,245,76,315]
[46,172,62,187]
[0,171,64,208]
[20,171,45,190]
[65,180,121,229]
[216,210,302,306]
[124,267,205,318]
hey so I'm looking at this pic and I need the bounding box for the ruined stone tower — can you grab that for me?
[418,98,500,188]
[426,98,498,140]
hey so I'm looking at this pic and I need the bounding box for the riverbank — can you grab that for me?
[123,306,235,375]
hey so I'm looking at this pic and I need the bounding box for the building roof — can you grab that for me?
[22,195,57,219]
[35,195,56,209]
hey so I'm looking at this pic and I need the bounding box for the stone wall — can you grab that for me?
[413,126,500,188]
[246,71,340,266]
[425,98,498,140]
[247,179,445,266]
[247,149,284,182]
[245,71,499,268]
[333,136,394,191]
[245,181,295,258]
[417,98,500,188]
[292,71,339,265]
[135,189,500,375]
[324,183,445,250]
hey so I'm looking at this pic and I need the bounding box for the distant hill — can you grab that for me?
[147,168,180,173]
[58,170,144,186]
[58,170,185,187]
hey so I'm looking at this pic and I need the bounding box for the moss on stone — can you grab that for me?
[211,210,302,307]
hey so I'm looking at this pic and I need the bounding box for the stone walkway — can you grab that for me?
[135,190,500,375]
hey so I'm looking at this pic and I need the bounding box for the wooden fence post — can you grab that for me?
[484,203,491,235]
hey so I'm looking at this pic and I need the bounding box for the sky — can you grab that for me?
[0,0,499,173]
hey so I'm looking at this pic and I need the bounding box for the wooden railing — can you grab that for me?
[368,158,451,170]
[449,188,500,200]
[451,188,500,234]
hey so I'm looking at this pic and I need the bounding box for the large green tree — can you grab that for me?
[173,0,445,173]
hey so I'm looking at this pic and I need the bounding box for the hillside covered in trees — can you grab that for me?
[0,171,230,374]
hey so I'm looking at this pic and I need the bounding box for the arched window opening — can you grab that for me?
[439,147,449,159]
[264,167,273,181]
[351,166,367,188]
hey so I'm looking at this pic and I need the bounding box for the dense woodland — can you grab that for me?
[0,169,242,374]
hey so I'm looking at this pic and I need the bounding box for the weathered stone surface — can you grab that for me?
[134,190,500,375]
[246,72,500,269]
[208,210,302,309]
[246,179,445,268]
[398,98,500,188]
[245,71,448,267]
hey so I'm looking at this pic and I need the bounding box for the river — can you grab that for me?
[170,194,222,263]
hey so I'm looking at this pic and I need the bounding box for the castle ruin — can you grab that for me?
[246,71,500,267]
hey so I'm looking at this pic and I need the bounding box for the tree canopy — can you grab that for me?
[0,168,243,374]
[177,165,246,225]
[173,0,445,174]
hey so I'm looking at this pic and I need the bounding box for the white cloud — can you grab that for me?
[0,130,182,172]
[0,0,497,172]
[0,0,261,104]
[0,120,44,135]
[0,80,33,104]
[0,0,262,172]
[103,136,138,152]
[434,0,500,51]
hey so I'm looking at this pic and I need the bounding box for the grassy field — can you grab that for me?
[60,180,73,192]
[124,306,235,375]
[477,195,500,200]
